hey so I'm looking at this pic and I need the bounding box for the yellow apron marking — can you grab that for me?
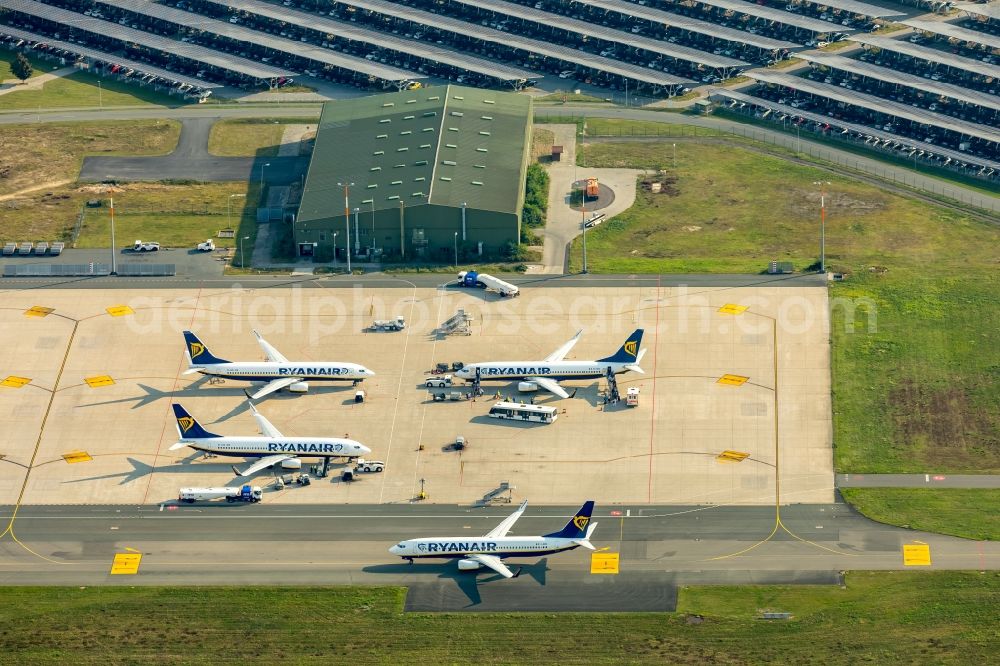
[717,450,750,463]
[85,375,115,388]
[62,451,93,464]
[24,306,54,317]
[591,552,620,574]
[1,375,31,388]
[903,544,931,566]
[110,553,142,575]
[718,303,749,315]
[106,305,135,317]
[717,374,749,386]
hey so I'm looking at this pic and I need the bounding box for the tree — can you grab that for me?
[11,53,32,83]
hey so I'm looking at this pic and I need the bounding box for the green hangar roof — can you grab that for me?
[297,85,532,223]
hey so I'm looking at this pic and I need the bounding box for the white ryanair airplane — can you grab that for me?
[454,329,645,398]
[183,330,374,400]
[170,403,370,477]
[389,501,597,578]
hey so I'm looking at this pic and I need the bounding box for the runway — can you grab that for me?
[1,503,996,610]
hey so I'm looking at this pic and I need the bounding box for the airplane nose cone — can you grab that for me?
[364,367,375,376]
[358,443,372,455]
[388,545,400,554]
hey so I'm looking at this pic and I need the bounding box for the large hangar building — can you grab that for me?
[294,85,532,262]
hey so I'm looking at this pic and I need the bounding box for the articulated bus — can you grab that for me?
[487,401,558,424]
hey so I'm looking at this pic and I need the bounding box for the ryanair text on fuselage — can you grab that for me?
[417,542,499,553]
[266,442,347,453]
[277,367,352,376]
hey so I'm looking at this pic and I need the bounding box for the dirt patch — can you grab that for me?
[641,173,679,197]
[0,178,75,203]
[889,379,999,469]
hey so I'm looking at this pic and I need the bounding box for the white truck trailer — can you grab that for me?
[178,485,262,503]
[457,271,519,297]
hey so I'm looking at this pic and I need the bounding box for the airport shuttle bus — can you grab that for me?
[487,401,558,424]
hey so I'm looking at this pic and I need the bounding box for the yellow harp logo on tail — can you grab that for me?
[572,515,590,531]
[177,416,195,433]
[623,341,637,357]
[188,342,205,359]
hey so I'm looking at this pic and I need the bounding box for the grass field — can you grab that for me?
[207,118,315,157]
[0,70,182,110]
[0,120,180,199]
[74,182,257,251]
[567,139,999,477]
[841,489,1000,541]
[712,109,1000,199]
[0,121,181,242]
[0,573,994,663]
[0,46,49,81]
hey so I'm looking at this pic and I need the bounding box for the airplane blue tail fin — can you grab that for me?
[172,403,220,439]
[544,501,595,539]
[597,329,644,364]
[183,330,230,365]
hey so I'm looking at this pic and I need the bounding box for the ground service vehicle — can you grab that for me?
[178,485,262,503]
[133,240,160,252]
[426,374,452,388]
[626,387,640,407]
[355,458,385,473]
[487,401,558,424]
[197,239,215,251]
[371,316,405,331]
[456,271,519,297]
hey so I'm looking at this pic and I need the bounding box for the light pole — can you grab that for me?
[227,192,246,230]
[370,198,376,256]
[109,195,117,276]
[460,201,467,241]
[338,181,354,273]
[97,80,102,109]
[353,207,360,256]
[813,180,831,274]
[259,161,270,190]
[453,231,459,266]
[240,235,250,269]
[332,231,338,265]
[672,142,677,169]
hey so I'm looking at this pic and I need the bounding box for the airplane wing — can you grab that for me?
[249,376,301,400]
[247,401,283,438]
[543,329,582,363]
[252,330,289,363]
[234,454,294,477]
[485,500,528,539]
[467,554,519,579]
[526,376,570,399]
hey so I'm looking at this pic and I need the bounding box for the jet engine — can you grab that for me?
[289,381,309,393]
[280,458,302,470]
[457,559,482,571]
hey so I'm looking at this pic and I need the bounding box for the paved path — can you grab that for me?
[837,473,1000,489]
[79,117,309,183]
[0,503,995,610]
[0,65,76,96]
[0,270,826,290]
[537,124,644,273]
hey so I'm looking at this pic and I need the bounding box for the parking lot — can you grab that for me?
[0,284,833,507]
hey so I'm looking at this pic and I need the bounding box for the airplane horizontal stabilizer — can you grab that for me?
[624,348,648,374]
[572,522,599,550]
[168,442,189,451]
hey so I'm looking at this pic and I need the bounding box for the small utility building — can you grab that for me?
[295,85,532,261]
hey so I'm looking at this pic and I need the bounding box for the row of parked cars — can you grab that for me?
[2,241,64,256]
